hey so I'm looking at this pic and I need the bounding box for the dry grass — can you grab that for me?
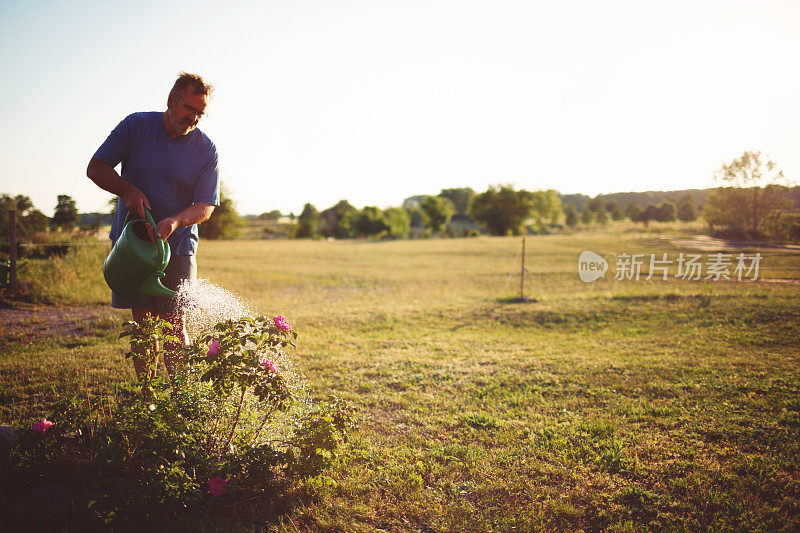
[2,227,800,530]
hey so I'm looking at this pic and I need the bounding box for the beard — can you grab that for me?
[168,110,196,136]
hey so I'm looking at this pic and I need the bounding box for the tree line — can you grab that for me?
[264,186,700,240]
[3,151,798,244]
[265,151,797,241]
[0,194,79,238]
[562,194,698,228]
[282,186,564,239]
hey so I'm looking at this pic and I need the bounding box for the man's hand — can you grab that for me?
[154,204,215,244]
[156,217,179,242]
[122,188,155,240]
[122,187,151,222]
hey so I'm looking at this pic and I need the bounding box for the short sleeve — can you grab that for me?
[193,149,220,206]
[93,115,133,167]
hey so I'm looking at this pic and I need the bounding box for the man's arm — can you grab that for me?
[156,203,216,242]
[87,157,151,221]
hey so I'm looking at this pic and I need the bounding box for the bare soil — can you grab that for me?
[0,305,124,338]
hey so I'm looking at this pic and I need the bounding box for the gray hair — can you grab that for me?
[169,72,214,97]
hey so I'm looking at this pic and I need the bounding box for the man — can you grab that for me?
[87,72,220,382]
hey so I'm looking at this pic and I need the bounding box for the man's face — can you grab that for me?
[166,89,208,136]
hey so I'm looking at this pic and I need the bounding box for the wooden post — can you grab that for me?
[8,209,17,292]
[520,236,525,300]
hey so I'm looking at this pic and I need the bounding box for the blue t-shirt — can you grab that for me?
[93,111,220,255]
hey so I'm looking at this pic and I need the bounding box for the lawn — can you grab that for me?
[2,226,800,531]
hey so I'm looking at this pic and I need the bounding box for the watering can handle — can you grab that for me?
[124,208,166,267]
[145,210,168,268]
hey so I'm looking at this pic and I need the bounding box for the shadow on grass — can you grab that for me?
[462,292,800,338]
[0,458,317,532]
[496,296,538,304]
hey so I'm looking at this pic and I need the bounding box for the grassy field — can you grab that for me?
[2,225,800,531]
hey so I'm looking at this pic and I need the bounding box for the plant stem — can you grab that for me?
[223,387,247,456]
[83,367,94,451]
[253,405,277,443]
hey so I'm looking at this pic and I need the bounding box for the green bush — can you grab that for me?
[4,315,355,527]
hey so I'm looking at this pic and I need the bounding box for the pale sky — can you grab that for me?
[1,0,799,216]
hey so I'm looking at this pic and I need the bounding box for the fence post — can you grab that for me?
[8,209,17,292]
[520,236,526,300]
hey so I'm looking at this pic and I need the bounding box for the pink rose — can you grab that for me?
[273,315,291,331]
[32,418,54,434]
[260,357,278,374]
[209,476,228,496]
[207,340,220,356]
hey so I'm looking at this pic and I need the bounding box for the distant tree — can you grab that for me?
[1,194,50,237]
[469,185,535,236]
[420,195,454,234]
[610,205,625,221]
[23,209,50,235]
[406,207,423,226]
[0,195,15,236]
[14,195,33,216]
[585,196,604,213]
[580,209,593,225]
[595,207,609,225]
[402,195,426,210]
[199,189,243,239]
[51,194,79,231]
[259,210,282,221]
[530,189,562,226]
[559,193,590,212]
[438,187,475,217]
[345,206,389,238]
[604,200,618,213]
[703,151,792,238]
[23,209,49,234]
[676,195,697,221]
[383,207,410,238]
[761,210,800,242]
[320,200,357,238]
[640,204,660,227]
[293,203,321,239]
[626,203,643,223]
[656,201,676,222]
[564,205,578,228]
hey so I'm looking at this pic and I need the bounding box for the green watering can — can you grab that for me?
[103,208,176,302]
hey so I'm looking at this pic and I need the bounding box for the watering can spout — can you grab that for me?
[140,272,178,299]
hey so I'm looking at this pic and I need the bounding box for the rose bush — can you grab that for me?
[5,314,355,527]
